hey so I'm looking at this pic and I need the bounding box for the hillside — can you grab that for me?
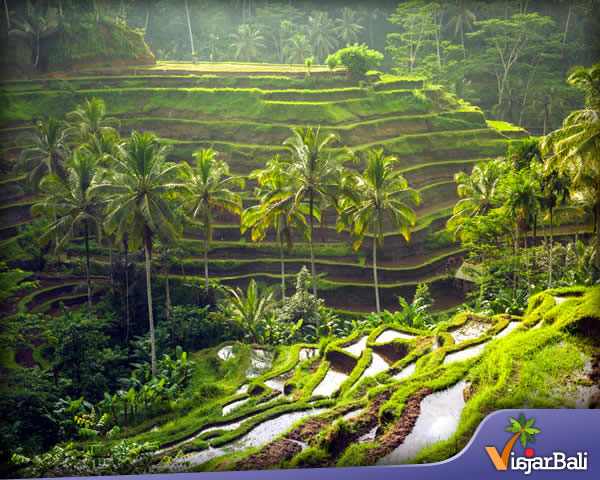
[8,286,599,475]
[1,62,566,317]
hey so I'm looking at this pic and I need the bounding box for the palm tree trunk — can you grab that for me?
[513,227,518,295]
[204,238,209,292]
[524,232,530,296]
[85,223,92,321]
[4,0,10,28]
[165,259,171,323]
[184,0,195,57]
[278,231,286,301]
[34,32,40,68]
[309,192,318,328]
[144,237,157,378]
[549,207,553,288]
[562,4,573,50]
[123,237,130,341]
[595,204,600,269]
[373,237,380,315]
[108,242,115,295]
[144,4,150,32]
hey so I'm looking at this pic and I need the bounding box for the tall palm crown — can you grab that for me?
[67,97,120,142]
[307,11,337,63]
[17,117,70,187]
[32,150,103,320]
[100,132,183,249]
[94,131,184,377]
[447,159,506,240]
[499,169,540,236]
[181,148,244,289]
[284,34,312,64]
[335,8,364,45]
[242,157,309,299]
[445,0,476,55]
[282,126,351,316]
[229,24,265,62]
[541,63,600,265]
[79,133,124,170]
[338,149,419,314]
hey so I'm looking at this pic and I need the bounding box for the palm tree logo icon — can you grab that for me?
[485,414,541,470]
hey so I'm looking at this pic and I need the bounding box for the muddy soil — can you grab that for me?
[326,350,359,375]
[365,387,433,463]
[372,342,409,365]
[232,438,302,470]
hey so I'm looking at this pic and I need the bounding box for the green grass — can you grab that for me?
[486,120,527,132]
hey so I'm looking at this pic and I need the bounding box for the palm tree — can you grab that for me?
[31,150,103,320]
[229,24,265,62]
[360,7,381,48]
[8,0,59,68]
[307,11,337,63]
[446,159,506,240]
[334,8,364,46]
[540,168,571,286]
[569,187,599,244]
[227,280,276,343]
[445,0,476,58]
[282,126,351,322]
[242,157,309,300]
[183,0,195,59]
[79,133,123,296]
[94,131,184,377]
[284,34,312,64]
[67,98,120,143]
[499,169,540,295]
[541,63,600,267]
[337,149,420,314]
[16,117,70,188]
[180,148,244,291]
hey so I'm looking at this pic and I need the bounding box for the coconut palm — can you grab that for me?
[540,168,571,286]
[445,0,476,58]
[360,7,381,48]
[229,24,265,62]
[307,11,337,63]
[180,148,244,291]
[498,169,540,295]
[282,126,351,322]
[94,131,185,377]
[337,149,419,314]
[67,98,120,143]
[334,8,364,46]
[31,150,103,320]
[446,159,506,240]
[8,0,59,68]
[16,117,70,188]
[541,63,600,267]
[242,156,309,300]
[284,34,312,64]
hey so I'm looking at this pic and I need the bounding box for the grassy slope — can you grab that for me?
[0,67,528,315]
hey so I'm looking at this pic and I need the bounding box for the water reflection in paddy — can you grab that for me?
[312,369,348,397]
[171,407,327,469]
[377,380,468,465]
[443,342,489,365]
[375,330,414,343]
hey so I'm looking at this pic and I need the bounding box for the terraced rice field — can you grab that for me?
[110,289,598,472]
[0,63,592,316]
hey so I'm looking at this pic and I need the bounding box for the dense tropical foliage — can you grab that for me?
[0,1,598,477]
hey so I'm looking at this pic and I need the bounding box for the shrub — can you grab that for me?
[328,44,384,78]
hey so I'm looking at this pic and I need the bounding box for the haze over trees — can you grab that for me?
[0,0,598,477]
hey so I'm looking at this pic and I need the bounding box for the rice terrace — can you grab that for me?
[0,0,598,477]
